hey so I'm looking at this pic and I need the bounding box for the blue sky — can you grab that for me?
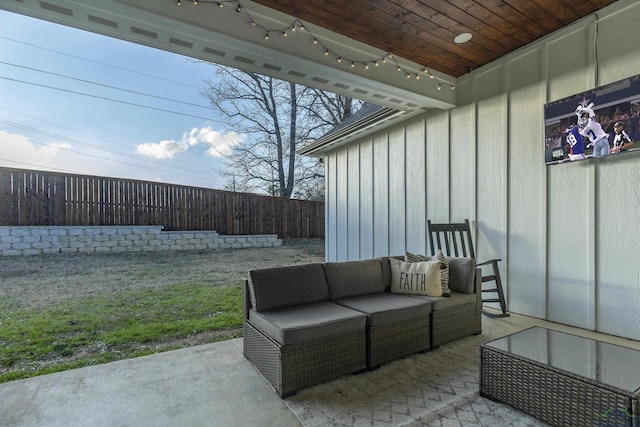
[0,9,242,189]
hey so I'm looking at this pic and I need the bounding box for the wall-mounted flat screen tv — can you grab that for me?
[544,75,640,165]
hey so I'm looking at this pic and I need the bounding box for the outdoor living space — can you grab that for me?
[2,1,640,426]
[3,307,639,427]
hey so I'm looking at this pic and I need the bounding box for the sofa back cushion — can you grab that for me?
[447,257,477,294]
[378,256,403,290]
[324,259,386,300]
[248,263,329,312]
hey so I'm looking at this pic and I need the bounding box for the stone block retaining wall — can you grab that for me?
[0,226,282,257]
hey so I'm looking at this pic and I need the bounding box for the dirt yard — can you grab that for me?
[0,238,324,311]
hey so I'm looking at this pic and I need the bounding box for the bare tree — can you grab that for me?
[201,66,362,198]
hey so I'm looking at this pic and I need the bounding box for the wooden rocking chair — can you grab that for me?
[427,219,509,317]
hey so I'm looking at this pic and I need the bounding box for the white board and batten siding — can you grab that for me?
[322,0,640,341]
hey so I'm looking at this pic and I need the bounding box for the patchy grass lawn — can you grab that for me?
[0,238,324,383]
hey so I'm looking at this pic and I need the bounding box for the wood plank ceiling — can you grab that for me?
[252,0,617,78]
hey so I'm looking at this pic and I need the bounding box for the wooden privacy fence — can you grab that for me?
[0,168,324,238]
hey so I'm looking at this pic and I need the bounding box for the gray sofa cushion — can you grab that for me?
[249,301,366,345]
[324,259,386,300]
[333,293,432,327]
[408,291,477,310]
[447,257,476,294]
[248,263,329,312]
[378,256,403,290]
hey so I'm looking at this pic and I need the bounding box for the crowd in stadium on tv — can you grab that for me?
[545,102,640,161]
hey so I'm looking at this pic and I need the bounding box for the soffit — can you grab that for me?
[0,0,615,112]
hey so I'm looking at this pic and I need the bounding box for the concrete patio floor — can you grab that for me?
[2,308,639,427]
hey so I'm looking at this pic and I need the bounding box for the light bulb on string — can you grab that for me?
[175,0,445,92]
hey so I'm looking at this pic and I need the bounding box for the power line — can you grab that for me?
[0,158,79,174]
[0,35,204,90]
[0,106,138,150]
[0,31,228,187]
[0,135,226,185]
[0,61,214,111]
[0,106,224,174]
[0,76,218,122]
[0,118,219,178]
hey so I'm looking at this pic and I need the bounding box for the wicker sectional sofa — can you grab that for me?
[243,256,481,397]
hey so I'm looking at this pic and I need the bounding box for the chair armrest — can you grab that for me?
[477,258,501,267]
[474,267,482,309]
[243,279,252,321]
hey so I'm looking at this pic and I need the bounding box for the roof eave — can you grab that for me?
[298,107,418,157]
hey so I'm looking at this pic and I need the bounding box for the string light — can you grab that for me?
[175,0,454,90]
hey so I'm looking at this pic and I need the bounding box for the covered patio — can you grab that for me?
[2,1,640,425]
[2,309,639,426]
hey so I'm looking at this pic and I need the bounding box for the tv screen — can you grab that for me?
[544,75,640,165]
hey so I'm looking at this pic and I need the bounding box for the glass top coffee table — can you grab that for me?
[480,326,640,426]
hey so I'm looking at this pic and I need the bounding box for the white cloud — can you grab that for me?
[0,128,231,189]
[135,139,189,159]
[0,130,72,171]
[186,127,245,158]
[136,127,244,160]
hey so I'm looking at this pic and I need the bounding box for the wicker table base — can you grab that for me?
[480,327,640,427]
